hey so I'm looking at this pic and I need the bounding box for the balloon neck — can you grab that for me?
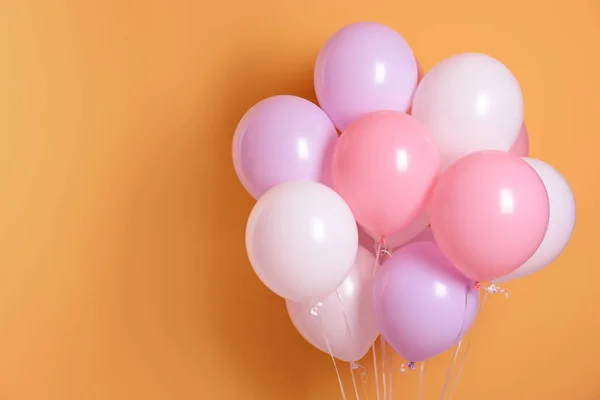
[375,236,392,258]
[310,300,324,316]
[473,282,509,298]
[350,361,369,383]
[399,361,416,373]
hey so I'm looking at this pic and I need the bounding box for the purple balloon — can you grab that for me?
[373,242,479,362]
[232,95,338,199]
[314,22,418,132]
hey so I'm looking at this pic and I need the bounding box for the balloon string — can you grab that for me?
[439,339,462,399]
[372,343,381,400]
[388,347,393,400]
[447,292,490,400]
[350,363,361,400]
[313,304,347,400]
[418,361,426,400]
[381,338,387,400]
[336,289,353,340]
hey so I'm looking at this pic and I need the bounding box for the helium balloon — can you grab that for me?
[232,95,337,199]
[314,22,418,131]
[373,242,479,362]
[495,158,575,283]
[246,181,358,302]
[412,53,523,169]
[430,151,550,282]
[286,247,379,362]
[332,111,440,237]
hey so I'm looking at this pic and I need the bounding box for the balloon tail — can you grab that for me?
[381,338,387,400]
[399,361,416,373]
[447,292,490,400]
[312,302,347,400]
[418,361,426,400]
[473,282,508,298]
[372,343,381,400]
[439,339,462,399]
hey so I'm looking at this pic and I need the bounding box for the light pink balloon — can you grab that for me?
[286,246,379,362]
[430,151,550,282]
[314,22,418,131]
[509,123,530,157]
[232,95,337,199]
[332,111,440,237]
[495,158,575,283]
[246,181,358,302]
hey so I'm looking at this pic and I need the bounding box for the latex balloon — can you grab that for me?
[314,22,418,131]
[509,123,529,157]
[232,95,337,199]
[430,151,550,282]
[412,53,523,169]
[365,212,430,251]
[286,247,379,362]
[332,111,440,237]
[495,158,575,283]
[246,181,358,302]
[373,242,479,362]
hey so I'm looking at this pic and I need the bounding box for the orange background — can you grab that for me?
[0,0,598,399]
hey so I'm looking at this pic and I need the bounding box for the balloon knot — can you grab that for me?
[473,282,508,298]
[399,361,416,373]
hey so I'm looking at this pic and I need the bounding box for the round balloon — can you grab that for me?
[373,242,479,362]
[286,246,379,362]
[495,158,575,283]
[314,22,418,131]
[232,95,338,199]
[430,151,550,282]
[509,123,529,157]
[332,111,440,237]
[411,53,523,169]
[246,180,358,302]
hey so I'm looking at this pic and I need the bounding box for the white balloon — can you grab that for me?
[495,158,575,283]
[246,180,358,302]
[412,53,523,169]
[286,246,379,362]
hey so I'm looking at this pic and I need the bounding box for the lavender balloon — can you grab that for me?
[373,242,479,362]
[232,95,338,199]
[314,22,418,131]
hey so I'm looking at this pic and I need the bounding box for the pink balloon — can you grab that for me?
[373,242,479,362]
[232,95,337,199]
[430,151,550,282]
[314,22,418,132]
[509,123,530,157]
[286,247,379,362]
[332,111,440,237]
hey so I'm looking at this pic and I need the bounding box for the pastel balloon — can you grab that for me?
[412,53,524,169]
[430,151,550,282]
[365,212,430,251]
[495,158,575,283]
[373,242,479,362]
[232,95,337,199]
[286,247,379,362]
[314,22,418,131]
[246,181,358,302]
[509,123,530,157]
[332,111,440,237]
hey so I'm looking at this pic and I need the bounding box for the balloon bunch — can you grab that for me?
[233,20,576,387]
